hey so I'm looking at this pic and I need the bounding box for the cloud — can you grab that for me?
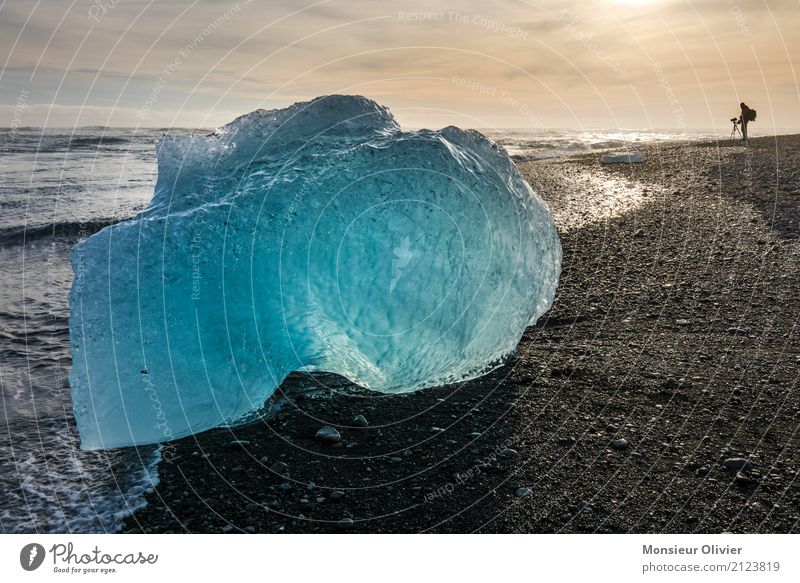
[0,102,240,128]
[0,0,797,128]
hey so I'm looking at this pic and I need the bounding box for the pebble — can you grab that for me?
[271,461,289,476]
[612,438,629,450]
[723,458,752,471]
[351,415,369,427]
[329,491,345,500]
[675,319,690,326]
[314,426,341,445]
[221,524,234,533]
[499,448,518,458]
[229,439,251,448]
[337,518,354,529]
[515,487,533,497]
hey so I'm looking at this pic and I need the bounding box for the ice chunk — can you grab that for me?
[69,95,561,449]
[601,151,645,163]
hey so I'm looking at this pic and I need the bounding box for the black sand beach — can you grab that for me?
[122,135,799,534]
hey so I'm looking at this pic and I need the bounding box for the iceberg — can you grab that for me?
[69,95,561,449]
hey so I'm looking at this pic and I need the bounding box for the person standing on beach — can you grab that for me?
[739,102,756,142]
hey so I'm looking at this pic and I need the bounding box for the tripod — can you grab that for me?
[730,120,742,140]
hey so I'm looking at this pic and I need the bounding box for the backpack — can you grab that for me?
[744,107,757,122]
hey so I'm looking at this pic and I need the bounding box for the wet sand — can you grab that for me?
[123,135,799,534]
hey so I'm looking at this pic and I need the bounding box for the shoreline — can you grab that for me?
[122,135,799,534]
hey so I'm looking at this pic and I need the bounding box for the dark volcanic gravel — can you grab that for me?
[123,135,799,534]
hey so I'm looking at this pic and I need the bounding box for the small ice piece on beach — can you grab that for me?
[69,95,561,449]
[601,151,646,164]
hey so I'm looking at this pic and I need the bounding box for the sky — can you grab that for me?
[0,0,798,130]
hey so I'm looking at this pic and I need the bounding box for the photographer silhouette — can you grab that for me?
[739,102,756,142]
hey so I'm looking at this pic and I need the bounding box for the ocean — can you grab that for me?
[0,124,777,533]
[0,128,161,533]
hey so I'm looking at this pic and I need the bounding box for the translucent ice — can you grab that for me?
[69,95,561,449]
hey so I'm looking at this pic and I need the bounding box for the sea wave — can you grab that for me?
[0,421,162,534]
[0,218,121,247]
